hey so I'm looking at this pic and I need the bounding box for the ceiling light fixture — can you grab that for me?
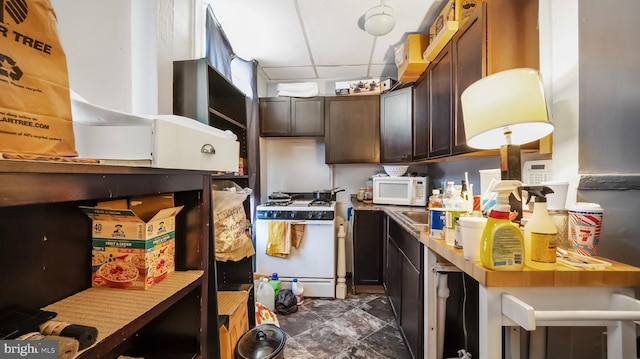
[364,1,396,36]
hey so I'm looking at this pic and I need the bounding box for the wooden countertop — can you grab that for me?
[423,232,640,288]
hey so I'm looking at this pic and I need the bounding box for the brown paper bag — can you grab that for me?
[0,0,77,156]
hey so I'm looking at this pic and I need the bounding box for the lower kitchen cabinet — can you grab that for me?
[385,215,424,359]
[353,209,384,289]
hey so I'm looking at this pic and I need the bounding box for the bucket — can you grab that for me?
[235,324,286,359]
[541,180,569,210]
[459,217,487,261]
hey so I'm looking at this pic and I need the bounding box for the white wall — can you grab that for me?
[539,0,580,208]
[51,0,135,111]
[51,0,201,115]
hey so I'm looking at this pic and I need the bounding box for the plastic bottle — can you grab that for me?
[291,278,305,305]
[256,277,275,310]
[479,180,525,270]
[443,181,456,207]
[522,186,558,270]
[443,183,465,246]
[429,189,443,208]
[269,273,281,298]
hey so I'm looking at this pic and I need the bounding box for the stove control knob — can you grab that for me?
[307,211,314,219]
[289,211,296,219]
[267,211,275,219]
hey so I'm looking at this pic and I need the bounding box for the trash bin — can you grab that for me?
[235,324,286,359]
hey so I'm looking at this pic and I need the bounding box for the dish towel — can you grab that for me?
[266,221,306,257]
[291,223,305,248]
[266,221,291,258]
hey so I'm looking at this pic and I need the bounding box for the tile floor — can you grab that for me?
[276,292,412,359]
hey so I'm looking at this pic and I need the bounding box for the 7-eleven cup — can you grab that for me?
[569,203,604,256]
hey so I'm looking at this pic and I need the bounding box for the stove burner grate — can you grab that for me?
[308,200,332,207]
[263,200,293,207]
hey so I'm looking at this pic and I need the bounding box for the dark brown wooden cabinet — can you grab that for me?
[428,42,454,159]
[259,96,325,137]
[424,0,540,159]
[173,58,249,160]
[385,216,424,359]
[380,87,413,163]
[412,72,430,161]
[0,162,217,358]
[353,209,384,288]
[324,96,380,164]
[452,6,484,155]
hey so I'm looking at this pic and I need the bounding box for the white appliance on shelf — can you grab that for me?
[372,176,428,206]
[255,197,336,298]
[71,91,239,171]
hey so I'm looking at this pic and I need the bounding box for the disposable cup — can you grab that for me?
[569,203,603,256]
[459,216,487,261]
[541,180,569,210]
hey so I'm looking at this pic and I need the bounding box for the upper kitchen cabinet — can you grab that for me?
[452,0,540,155]
[428,42,453,159]
[324,96,380,164]
[380,87,413,163]
[259,96,325,137]
[412,72,430,161]
[425,0,540,159]
[173,59,248,159]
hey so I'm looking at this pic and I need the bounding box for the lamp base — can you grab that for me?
[500,144,522,222]
[500,144,522,180]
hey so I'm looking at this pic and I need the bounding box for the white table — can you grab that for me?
[422,233,640,359]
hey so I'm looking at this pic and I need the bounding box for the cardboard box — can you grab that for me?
[396,34,430,82]
[335,79,381,96]
[429,0,482,39]
[429,0,460,40]
[81,198,183,290]
[218,291,249,359]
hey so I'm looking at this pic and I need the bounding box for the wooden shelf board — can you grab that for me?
[42,270,204,357]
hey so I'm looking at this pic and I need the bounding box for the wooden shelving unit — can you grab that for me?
[0,160,215,358]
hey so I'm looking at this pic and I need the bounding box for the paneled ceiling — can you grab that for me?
[207,0,444,82]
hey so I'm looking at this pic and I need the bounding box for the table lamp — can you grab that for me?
[461,68,554,217]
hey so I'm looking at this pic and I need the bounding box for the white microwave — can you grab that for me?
[373,176,428,206]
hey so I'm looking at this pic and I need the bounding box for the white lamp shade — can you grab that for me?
[364,5,395,36]
[460,68,554,149]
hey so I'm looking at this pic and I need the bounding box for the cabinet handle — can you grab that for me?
[201,144,216,155]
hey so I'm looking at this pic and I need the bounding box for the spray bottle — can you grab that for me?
[479,180,524,270]
[522,186,558,270]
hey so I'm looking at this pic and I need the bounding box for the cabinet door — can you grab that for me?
[353,210,384,286]
[453,7,484,155]
[412,73,430,160]
[428,42,453,158]
[260,97,291,136]
[401,256,422,359]
[291,97,324,136]
[386,236,402,319]
[325,96,380,164]
[380,87,413,163]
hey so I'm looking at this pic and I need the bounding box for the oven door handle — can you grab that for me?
[293,220,334,225]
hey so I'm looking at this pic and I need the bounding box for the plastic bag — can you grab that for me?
[275,289,298,315]
[212,182,254,261]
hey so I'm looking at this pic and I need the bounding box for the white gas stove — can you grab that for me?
[255,196,337,298]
